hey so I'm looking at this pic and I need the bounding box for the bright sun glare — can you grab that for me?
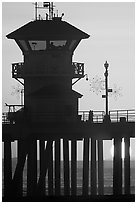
[110,139,132,159]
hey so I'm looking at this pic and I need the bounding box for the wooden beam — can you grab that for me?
[55,139,61,196]
[39,140,45,196]
[40,140,45,173]
[63,138,70,196]
[124,137,130,194]
[27,139,37,197]
[71,140,77,196]
[17,140,23,197]
[48,143,53,196]
[113,137,122,195]
[12,140,28,197]
[4,140,12,198]
[82,138,89,196]
[90,138,97,195]
[37,140,53,196]
[98,140,104,195]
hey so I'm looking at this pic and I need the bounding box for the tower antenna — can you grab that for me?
[35,2,38,20]
[48,2,54,20]
[34,2,54,20]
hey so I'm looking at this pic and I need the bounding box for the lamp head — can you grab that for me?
[85,74,88,81]
[104,61,109,69]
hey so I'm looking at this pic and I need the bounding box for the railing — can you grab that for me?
[79,111,105,122]
[12,62,24,78]
[12,62,84,79]
[79,110,135,123]
[2,113,10,124]
[2,109,135,124]
[72,62,84,78]
[109,110,135,122]
[1,110,106,124]
[2,105,24,124]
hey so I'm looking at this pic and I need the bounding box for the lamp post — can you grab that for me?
[104,61,109,115]
[102,61,112,116]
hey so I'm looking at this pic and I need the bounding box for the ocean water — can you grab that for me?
[3,159,135,196]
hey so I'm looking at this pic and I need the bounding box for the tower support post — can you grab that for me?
[55,139,61,196]
[98,139,104,195]
[4,140,12,198]
[113,137,122,195]
[12,139,28,197]
[39,140,45,196]
[27,138,37,197]
[124,137,130,194]
[71,139,77,196]
[90,138,97,195]
[63,138,70,196]
[82,137,89,196]
[48,142,53,196]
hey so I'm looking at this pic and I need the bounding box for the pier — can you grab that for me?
[2,2,135,202]
[2,109,135,201]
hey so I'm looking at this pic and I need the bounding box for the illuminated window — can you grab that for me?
[17,39,79,52]
[49,40,67,49]
[29,40,47,51]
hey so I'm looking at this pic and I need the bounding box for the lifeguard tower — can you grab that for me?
[6,3,89,123]
[3,2,135,201]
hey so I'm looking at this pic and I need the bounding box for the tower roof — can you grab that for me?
[6,19,90,40]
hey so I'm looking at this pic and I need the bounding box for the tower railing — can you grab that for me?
[72,62,84,78]
[2,112,10,124]
[12,62,84,79]
[12,62,24,78]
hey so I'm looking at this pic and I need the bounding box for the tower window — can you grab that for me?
[69,40,77,50]
[29,40,47,51]
[49,40,67,49]
[18,40,29,51]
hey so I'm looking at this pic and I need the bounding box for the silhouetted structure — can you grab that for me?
[2,3,135,202]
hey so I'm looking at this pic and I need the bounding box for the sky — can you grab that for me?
[2,2,135,160]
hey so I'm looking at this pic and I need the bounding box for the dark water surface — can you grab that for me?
[2,159,135,196]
